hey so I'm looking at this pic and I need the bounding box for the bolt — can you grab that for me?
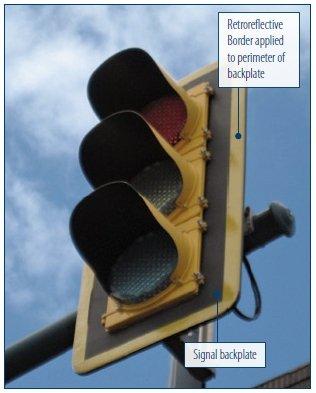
[201,148,212,161]
[204,85,215,96]
[202,127,212,140]
[198,219,208,232]
[194,272,205,285]
[198,196,209,209]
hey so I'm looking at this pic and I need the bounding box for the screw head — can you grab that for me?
[202,127,212,140]
[201,148,211,161]
[204,85,215,96]
[198,196,209,209]
[198,219,208,232]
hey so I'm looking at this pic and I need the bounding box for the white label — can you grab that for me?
[185,342,266,368]
[218,12,300,87]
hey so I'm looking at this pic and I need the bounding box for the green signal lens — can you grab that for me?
[131,160,182,215]
[109,230,177,304]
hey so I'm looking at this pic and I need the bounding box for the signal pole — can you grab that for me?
[169,324,214,388]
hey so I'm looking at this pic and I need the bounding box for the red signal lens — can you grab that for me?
[142,96,187,145]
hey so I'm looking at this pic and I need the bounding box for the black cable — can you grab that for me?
[233,255,262,321]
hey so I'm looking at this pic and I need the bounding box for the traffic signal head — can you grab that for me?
[71,53,247,373]
[71,48,211,331]
[88,48,200,144]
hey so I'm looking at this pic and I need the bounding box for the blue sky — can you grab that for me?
[5,4,310,388]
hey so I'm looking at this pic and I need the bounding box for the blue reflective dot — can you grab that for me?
[213,289,221,301]
[235,132,242,140]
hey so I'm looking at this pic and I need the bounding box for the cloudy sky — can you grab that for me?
[5,4,310,388]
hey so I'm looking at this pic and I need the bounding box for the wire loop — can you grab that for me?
[233,256,262,321]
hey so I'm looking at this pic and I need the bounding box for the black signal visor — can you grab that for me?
[87,48,187,145]
[80,111,182,215]
[88,48,180,119]
[70,182,178,304]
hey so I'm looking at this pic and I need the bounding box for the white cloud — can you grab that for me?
[5,168,80,321]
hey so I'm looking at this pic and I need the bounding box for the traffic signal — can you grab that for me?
[71,50,247,374]
[70,48,211,331]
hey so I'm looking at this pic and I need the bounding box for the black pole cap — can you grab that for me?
[244,202,295,254]
[269,202,295,237]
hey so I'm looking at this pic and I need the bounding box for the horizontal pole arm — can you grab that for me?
[5,312,77,384]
